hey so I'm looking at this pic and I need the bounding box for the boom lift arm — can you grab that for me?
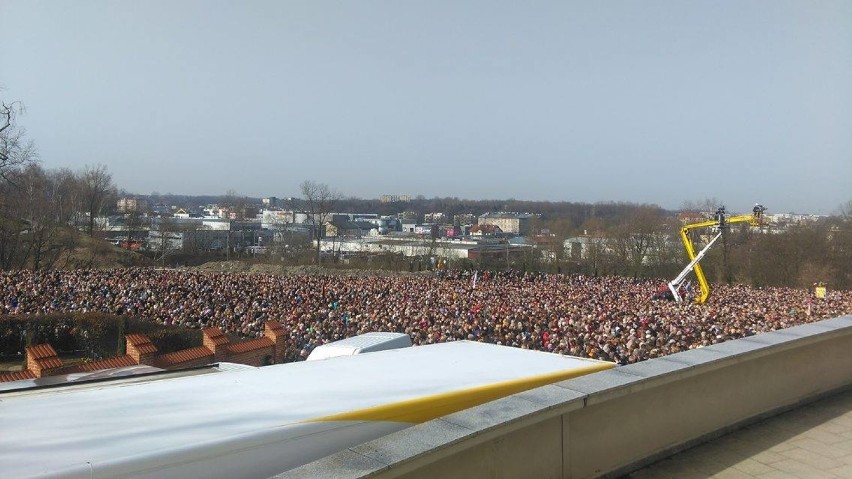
[669,204,765,304]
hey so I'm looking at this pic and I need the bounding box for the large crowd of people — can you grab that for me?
[1,268,850,364]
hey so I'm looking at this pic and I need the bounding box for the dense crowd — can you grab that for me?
[1,268,850,364]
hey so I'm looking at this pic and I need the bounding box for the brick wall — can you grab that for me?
[202,327,230,362]
[156,346,215,370]
[3,322,291,384]
[264,320,287,364]
[126,334,158,365]
[25,344,63,378]
[225,346,275,367]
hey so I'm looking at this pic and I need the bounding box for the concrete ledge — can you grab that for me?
[274,315,852,479]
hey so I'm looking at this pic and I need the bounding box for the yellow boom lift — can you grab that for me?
[667,204,766,304]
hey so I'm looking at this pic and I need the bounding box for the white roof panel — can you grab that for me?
[1,341,612,478]
[319,331,410,350]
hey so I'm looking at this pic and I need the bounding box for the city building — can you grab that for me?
[453,213,476,226]
[116,197,149,213]
[379,194,412,203]
[477,212,534,235]
[424,212,447,223]
[262,197,280,208]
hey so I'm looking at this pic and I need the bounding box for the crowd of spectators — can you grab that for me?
[1,268,850,364]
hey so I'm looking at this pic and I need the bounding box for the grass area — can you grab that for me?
[60,230,151,269]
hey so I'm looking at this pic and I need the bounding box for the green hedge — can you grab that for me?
[0,313,201,359]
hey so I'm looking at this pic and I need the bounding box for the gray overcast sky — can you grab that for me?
[1,1,850,214]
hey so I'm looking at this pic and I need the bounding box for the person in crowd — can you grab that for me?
[1,268,849,365]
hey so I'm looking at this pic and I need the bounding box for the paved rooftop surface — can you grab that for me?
[629,388,852,478]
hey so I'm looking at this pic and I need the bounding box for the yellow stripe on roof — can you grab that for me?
[309,361,614,424]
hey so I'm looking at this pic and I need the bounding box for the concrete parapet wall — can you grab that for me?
[277,315,852,479]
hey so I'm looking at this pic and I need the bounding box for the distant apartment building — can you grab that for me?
[261,209,296,227]
[262,197,280,208]
[564,233,611,261]
[173,208,191,219]
[469,224,502,236]
[117,197,149,213]
[317,236,532,262]
[380,194,412,204]
[477,212,533,235]
[453,213,476,226]
[401,219,418,233]
[148,218,268,253]
[354,216,401,234]
[765,213,824,226]
[414,224,439,237]
[424,212,447,223]
[324,219,379,238]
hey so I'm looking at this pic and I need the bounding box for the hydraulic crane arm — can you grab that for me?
[674,205,765,304]
[668,231,723,302]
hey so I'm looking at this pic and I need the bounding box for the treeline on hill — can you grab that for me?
[508,214,852,290]
[0,162,144,270]
[704,220,852,290]
[4,167,851,289]
[0,313,202,361]
[155,193,664,226]
[332,197,661,225]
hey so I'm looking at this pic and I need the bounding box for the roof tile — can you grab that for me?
[62,355,138,374]
[265,320,284,333]
[126,334,158,354]
[26,344,63,370]
[157,346,214,368]
[227,337,274,354]
[27,344,59,360]
[202,327,229,346]
[0,370,36,383]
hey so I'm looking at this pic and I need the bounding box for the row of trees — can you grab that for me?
[0,97,123,270]
[0,163,117,270]
[2,96,118,270]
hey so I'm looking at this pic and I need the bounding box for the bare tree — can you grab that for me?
[680,197,724,214]
[47,168,83,228]
[300,180,341,264]
[832,203,852,289]
[644,216,682,278]
[575,217,609,276]
[0,98,37,269]
[221,189,250,220]
[266,210,292,253]
[0,176,26,270]
[124,209,145,250]
[839,199,852,219]
[80,165,116,236]
[533,217,575,267]
[0,165,89,270]
[152,216,181,266]
[18,164,57,269]
[609,206,666,278]
[0,99,36,182]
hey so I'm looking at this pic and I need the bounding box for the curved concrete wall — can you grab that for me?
[276,315,852,479]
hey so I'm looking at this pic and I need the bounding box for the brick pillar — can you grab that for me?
[25,344,63,378]
[125,334,158,365]
[264,320,286,364]
[202,327,230,362]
